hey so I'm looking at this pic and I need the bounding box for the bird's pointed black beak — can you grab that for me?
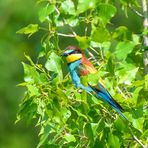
[62,52,68,56]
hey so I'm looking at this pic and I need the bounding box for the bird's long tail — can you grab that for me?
[88,83,129,121]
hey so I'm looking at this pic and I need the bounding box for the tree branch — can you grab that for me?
[142,0,148,74]
[128,124,147,148]
[132,135,146,148]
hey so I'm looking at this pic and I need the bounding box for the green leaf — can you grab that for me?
[106,57,115,75]
[142,129,148,139]
[45,52,63,80]
[24,53,34,65]
[133,86,143,104]
[96,118,105,134]
[132,106,143,119]
[65,18,79,27]
[91,123,98,137]
[132,118,144,132]
[39,4,55,22]
[60,0,75,15]
[77,0,97,14]
[107,133,121,148]
[64,133,76,143]
[87,72,100,86]
[22,62,41,83]
[76,36,90,49]
[143,28,148,35]
[27,84,40,97]
[114,117,127,133]
[91,27,110,43]
[115,63,139,85]
[84,123,94,142]
[115,41,136,60]
[17,24,39,37]
[17,97,37,123]
[144,74,148,90]
[97,3,116,25]
[112,26,128,40]
[37,125,52,148]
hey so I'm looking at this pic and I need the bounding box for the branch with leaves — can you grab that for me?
[16,0,148,147]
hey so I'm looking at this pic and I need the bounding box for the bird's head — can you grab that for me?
[63,46,83,64]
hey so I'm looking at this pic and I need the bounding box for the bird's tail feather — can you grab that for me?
[88,84,129,121]
[112,106,129,121]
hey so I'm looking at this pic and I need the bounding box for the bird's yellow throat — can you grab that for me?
[66,54,82,63]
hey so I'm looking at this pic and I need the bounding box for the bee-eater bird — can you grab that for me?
[63,46,128,120]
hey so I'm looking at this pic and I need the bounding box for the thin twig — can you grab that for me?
[102,109,116,119]
[57,33,76,37]
[133,135,146,148]
[117,86,127,99]
[85,26,88,36]
[129,5,143,17]
[89,46,100,56]
[55,7,60,15]
[68,26,77,36]
[87,50,100,66]
[128,123,146,148]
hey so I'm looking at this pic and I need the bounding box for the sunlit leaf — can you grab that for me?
[76,36,90,49]
[64,133,76,143]
[112,26,128,40]
[27,84,40,97]
[60,0,75,15]
[17,24,39,37]
[107,133,121,148]
[144,74,148,90]
[97,3,116,25]
[77,0,97,14]
[115,41,136,60]
[91,27,110,43]
[39,4,55,22]
[132,118,144,132]
[45,52,63,80]
[22,62,41,83]
[115,63,139,85]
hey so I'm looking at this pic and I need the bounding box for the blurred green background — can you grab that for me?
[0,0,143,147]
[0,0,40,147]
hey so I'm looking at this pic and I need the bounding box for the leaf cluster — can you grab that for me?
[16,0,148,147]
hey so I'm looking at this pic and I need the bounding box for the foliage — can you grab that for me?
[17,0,148,147]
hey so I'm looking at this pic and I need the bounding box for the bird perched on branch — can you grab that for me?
[63,46,128,120]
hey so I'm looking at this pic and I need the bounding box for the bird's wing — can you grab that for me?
[81,54,97,75]
[88,82,123,111]
[76,63,91,76]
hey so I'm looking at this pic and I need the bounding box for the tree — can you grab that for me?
[16,0,148,147]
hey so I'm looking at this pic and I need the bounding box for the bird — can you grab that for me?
[63,45,128,120]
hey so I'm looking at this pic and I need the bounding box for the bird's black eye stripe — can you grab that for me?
[70,50,81,55]
[64,49,81,56]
